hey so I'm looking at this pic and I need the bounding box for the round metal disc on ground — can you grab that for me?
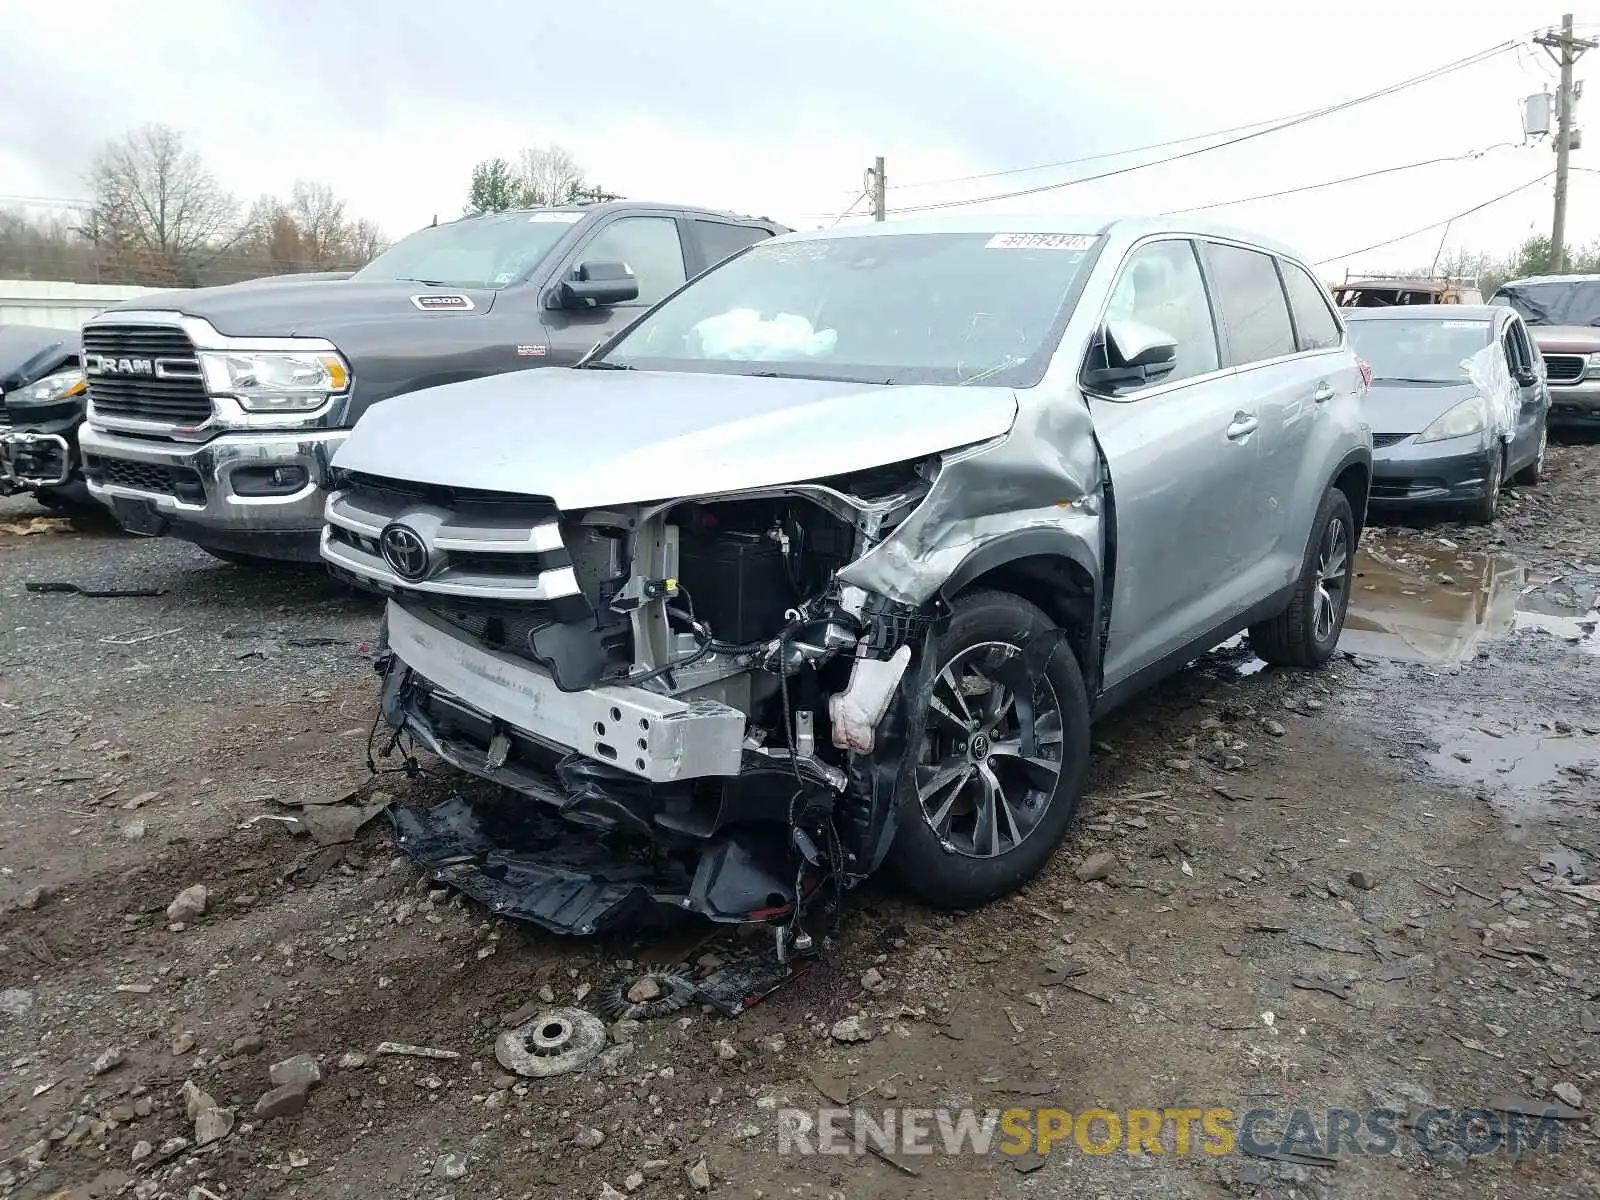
[494,1007,607,1078]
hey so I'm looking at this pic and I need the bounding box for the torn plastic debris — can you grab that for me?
[1463,342,1519,444]
[389,792,804,936]
[494,1008,606,1078]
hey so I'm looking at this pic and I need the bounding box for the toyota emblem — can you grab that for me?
[379,523,431,581]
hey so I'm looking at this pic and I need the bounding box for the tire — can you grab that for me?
[887,588,1091,910]
[1468,447,1503,523]
[1248,488,1355,669]
[1513,423,1546,486]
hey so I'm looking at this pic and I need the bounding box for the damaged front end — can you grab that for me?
[325,457,955,949]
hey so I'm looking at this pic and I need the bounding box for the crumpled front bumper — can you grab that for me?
[378,600,816,935]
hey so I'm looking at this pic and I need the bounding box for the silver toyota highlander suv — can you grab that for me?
[321,215,1371,946]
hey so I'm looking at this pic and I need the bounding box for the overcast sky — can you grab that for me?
[0,0,1587,275]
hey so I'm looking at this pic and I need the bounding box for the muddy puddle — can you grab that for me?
[1341,536,1598,665]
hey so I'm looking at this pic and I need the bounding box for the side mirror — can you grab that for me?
[1512,367,1539,388]
[557,259,638,308]
[1084,320,1178,392]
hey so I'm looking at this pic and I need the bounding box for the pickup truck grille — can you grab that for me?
[1543,353,1586,384]
[83,324,212,427]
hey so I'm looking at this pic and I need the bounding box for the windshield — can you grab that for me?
[1491,280,1600,327]
[352,211,583,290]
[1346,318,1493,383]
[594,231,1100,386]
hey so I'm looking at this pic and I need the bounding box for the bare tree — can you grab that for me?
[346,217,389,263]
[517,143,586,207]
[289,181,350,265]
[85,123,241,283]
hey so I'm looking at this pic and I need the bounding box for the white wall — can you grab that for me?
[0,279,174,330]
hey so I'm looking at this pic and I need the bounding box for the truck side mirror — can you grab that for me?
[557,259,638,308]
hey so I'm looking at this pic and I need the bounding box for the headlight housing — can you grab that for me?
[198,351,350,413]
[1415,394,1489,443]
[11,367,87,408]
[1585,352,1600,379]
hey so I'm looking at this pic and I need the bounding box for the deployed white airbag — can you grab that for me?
[693,309,838,360]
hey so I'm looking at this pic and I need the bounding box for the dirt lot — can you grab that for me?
[2,441,1598,1200]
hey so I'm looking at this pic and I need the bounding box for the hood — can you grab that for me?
[103,277,497,339]
[1361,380,1480,436]
[1524,325,1600,355]
[333,368,1019,510]
[0,324,80,391]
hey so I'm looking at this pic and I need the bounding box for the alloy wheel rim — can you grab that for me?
[1313,517,1349,644]
[916,640,1064,859]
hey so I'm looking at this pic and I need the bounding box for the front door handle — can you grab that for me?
[1313,382,1335,403]
[1226,413,1259,441]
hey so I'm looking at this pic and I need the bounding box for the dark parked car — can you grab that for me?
[0,323,92,512]
[78,203,788,565]
[1345,305,1548,522]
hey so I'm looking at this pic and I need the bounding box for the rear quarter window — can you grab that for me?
[694,220,774,269]
[1279,261,1343,351]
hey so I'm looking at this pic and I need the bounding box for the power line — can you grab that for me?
[886,41,1520,215]
[1312,173,1554,265]
[1167,144,1517,214]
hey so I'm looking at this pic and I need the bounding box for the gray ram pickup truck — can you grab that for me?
[327,215,1371,952]
[77,202,786,564]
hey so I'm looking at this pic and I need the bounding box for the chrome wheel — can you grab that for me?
[915,641,1064,859]
[1313,517,1349,644]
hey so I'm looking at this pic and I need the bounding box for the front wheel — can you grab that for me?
[1513,423,1546,487]
[887,589,1091,910]
[1468,447,1503,524]
[1248,488,1355,668]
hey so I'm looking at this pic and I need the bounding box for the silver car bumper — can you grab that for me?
[386,601,746,783]
[79,423,347,533]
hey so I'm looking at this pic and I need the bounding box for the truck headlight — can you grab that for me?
[1415,395,1488,443]
[1586,352,1600,379]
[11,368,87,408]
[198,351,350,412]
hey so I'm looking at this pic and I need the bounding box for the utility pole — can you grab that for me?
[867,157,887,222]
[1536,14,1597,273]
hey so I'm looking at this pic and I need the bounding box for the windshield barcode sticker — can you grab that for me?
[986,233,1096,250]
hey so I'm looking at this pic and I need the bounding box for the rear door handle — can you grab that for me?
[1313,382,1335,403]
[1226,413,1259,441]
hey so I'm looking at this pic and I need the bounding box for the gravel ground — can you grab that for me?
[1,441,1598,1200]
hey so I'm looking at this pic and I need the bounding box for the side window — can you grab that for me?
[1204,242,1297,365]
[1279,260,1342,351]
[1104,239,1220,386]
[693,220,772,269]
[577,216,687,306]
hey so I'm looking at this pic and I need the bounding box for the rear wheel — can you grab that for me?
[1248,488,1355,668]
[1468,447,1503,523]
[888,589,1091,909]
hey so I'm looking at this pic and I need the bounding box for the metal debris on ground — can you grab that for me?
[495,1008,606,1078]
[373,1042,460,1060]
[597,970,697,1020]
[24,580,166,598]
